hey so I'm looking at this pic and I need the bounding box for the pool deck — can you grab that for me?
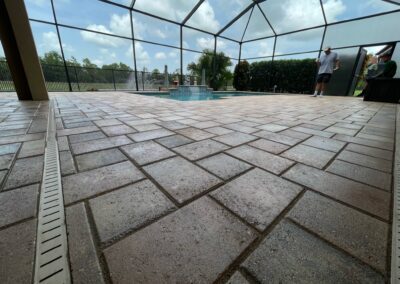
[0,91,396,283]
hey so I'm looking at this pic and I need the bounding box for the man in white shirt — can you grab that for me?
[311,46,340,97]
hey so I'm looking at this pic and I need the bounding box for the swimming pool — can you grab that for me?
[131,91,274,101]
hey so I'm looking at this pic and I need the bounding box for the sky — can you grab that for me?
[0,0,399,73]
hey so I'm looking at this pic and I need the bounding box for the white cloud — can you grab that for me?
[81,13,134,47]
[196,37,214,50]
[126,42,150,67]
[186,2,220,33]
[168,51,177,58]
[323,0,346,22]
[109,14,131,37]
[134,0,198,22]
[155,52,167,59]
[80,25,124,47]
[154,29,167,39]
[40,31,74,53]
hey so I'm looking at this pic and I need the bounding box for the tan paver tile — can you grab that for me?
[281,144,336,169]
[90,180,176,243]
[63,161,144,204]
[66,203,105,284]
[327,160,391,190]
[144,157,221,204]
[173,139,228,161]
[104,197,256,283]
[197,153,252,180]
[289,191,388,273]
[227,145,294,175]
[211,168,302,230]
[121,141,175,165]
[337,150,392,173]
[241,220,384,283]
[283,164,390,220]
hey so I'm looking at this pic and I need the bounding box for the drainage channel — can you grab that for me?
[392,105,400,283]
[34,101,71,284]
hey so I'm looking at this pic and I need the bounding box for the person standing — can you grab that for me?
[311,46,340,97]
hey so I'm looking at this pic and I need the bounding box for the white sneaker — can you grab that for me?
[310,94,317,97]
[319,94,323,97]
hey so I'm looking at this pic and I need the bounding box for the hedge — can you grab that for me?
[245,59,317,94]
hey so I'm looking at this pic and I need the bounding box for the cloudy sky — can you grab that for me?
[1,0,398,72]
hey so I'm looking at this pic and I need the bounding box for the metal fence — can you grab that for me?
[0,61,206,92]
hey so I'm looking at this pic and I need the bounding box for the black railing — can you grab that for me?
[0,61,204,92]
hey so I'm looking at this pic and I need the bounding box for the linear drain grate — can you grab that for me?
[392,105,400,284]
[34,101,71,284]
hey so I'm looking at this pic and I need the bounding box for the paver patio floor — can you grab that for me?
[0,92,396,283]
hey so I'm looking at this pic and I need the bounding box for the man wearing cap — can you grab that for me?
[311,46,340,97]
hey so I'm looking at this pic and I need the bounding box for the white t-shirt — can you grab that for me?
[318,52,339,74]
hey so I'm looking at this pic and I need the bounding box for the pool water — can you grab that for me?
[133,92,273,101]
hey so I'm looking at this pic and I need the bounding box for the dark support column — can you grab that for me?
[212,35,217,88]
[0,0,48,100]
[180,26,184,85]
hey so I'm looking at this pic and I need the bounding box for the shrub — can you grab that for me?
[233,60,250,91]
[248,58,317,94]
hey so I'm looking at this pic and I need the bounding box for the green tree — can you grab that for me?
[102,62,132,71]
[187,49,232,90]
[66,56,81,67]
[82,58,98,68]
[233,60,250,91]
[40,51,64,65]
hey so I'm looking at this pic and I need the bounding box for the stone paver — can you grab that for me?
[0,133,45,145]
[292,126,334,138]
[242,220,384,283]
[121,141,175,165]
[128,128,174,142]
[57,126,99,137]
[214,166,302,227]
[0,143,20,155]
[156,134,193,148]
[337,150,392,173]
[71,135,132,155]
[302,136,346,152]
[0,220,37,284]
[176,127,215,141]
[68,131,106,144]
[228,145,294,175]
[345,143,393,161]
[324,126,359,136]
[4,155,43,189]
[59,150,76,175]
[283,164,390,220]
[94,118,122,127]
[144,157,221,204]
[66,203,105,284]
[197,153,252,180]
[101,124,136,136]
[257,123,288,132]
[249,139,290,154]
[0,184,38,228]
[327,159,391,190]
[227,272,250,284]
[0,154,14,170]
[213,132,257,147]
[104,197,256,283]
[334,134,393,151]
[281,144,336,169]
[254,130,301,146]
[205,126,234,135]
[289,191,388,273]
[75,148,127,172]
[90,180,176,243]
[174,139,229,160]
[63,161,144,204]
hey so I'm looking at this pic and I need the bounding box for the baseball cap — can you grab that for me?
[323,46,332,51]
